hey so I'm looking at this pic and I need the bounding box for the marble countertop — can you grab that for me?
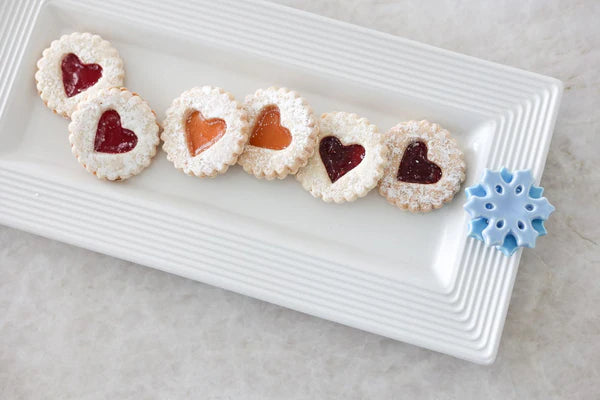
[1,0,599,398]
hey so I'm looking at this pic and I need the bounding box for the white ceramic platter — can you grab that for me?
[0,0,562,363]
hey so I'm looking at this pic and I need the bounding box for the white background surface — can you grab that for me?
[1,0,598,398]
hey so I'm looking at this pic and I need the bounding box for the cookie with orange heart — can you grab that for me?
[36,32,124,118]
[162,87,249,177]
[68,88,160,181]
[238,87,318,180]
[378,120,466,212]
[297,112,388,203]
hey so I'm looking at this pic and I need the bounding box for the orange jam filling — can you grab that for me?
[185,111,227,156]
[249,104,292,150]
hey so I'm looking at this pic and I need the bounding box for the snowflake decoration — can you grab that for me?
[463,168,555,256]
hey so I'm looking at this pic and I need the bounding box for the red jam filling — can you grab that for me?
[94,110,138,154]
[185,111,227,156]
[61,53,103,98]
[397,141,442,184]
[319,136,365,183]
[249,104,292,150]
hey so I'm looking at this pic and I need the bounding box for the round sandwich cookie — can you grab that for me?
[35,32,125,118]
[68,87,160,181]
[162,86,249,177]
[378,120,466,212]
[296,112,388,203]
[237,87,318,180]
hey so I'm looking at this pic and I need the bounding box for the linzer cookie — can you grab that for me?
[237,87,318,179]
[379,120,466,212]
[162,87,249,177]
[68,88,160,181]
[296,112,388,203]
[35,32,124,118]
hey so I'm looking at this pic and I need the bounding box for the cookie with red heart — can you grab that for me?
[296,112,388,203]
[379,120,466,212]
[238,87,318,180]
[68,88,160,181]
[35,32,124,118]
[162,86,249,177]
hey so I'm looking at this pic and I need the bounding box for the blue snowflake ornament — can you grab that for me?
[463,168,554,256]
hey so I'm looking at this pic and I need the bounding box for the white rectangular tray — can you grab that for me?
[0,0,562,363]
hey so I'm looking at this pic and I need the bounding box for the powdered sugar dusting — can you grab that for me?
[68,88,159,180]
[35,32,124,118]
[378,120,466,212]
[296,112,388,203]
[161,86,249,177]
[237,87,318,179]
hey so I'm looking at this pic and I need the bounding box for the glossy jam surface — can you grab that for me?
[319,136,365,183]
[185,111,227,156]
[397,141,442,184]
[61,53,103,98]
[249,105,292,150]
[94,110,138,154]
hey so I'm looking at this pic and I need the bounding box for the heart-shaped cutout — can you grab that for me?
[397,141,442,184]
[61,53,103,98]
[94,110,138,154]
[185,111,227,156]
[319,136,365,183]
[249,105,292,150]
